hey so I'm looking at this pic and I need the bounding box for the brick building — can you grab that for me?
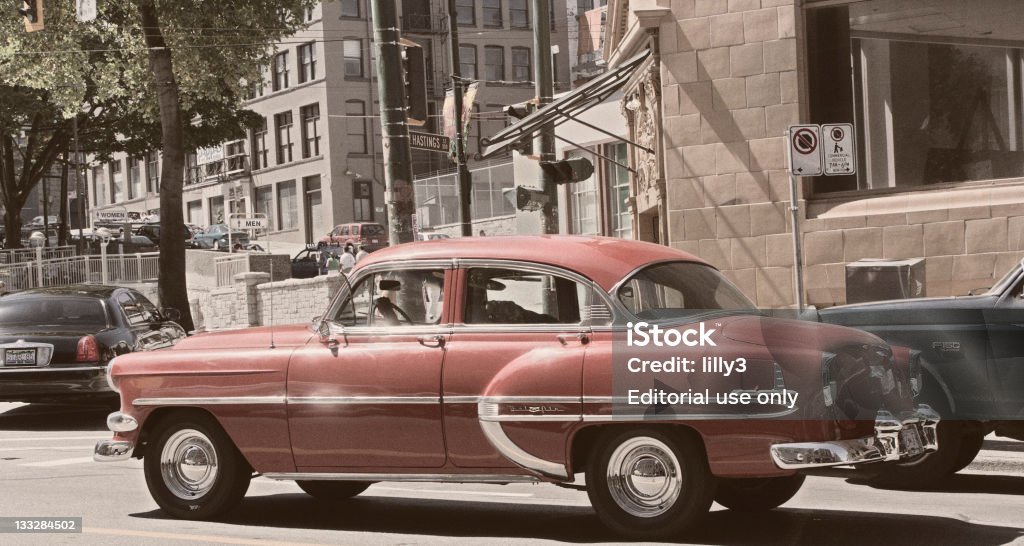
[583,0,1024,307]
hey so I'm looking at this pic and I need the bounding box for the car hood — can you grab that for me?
[173,324,312,350]
[818,295,999,327]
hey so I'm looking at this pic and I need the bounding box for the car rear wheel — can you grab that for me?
[872,419,965,488]
[714,474,805,511]
[144,415,251,520]
[586,428,714,539]
[296,481,372,501]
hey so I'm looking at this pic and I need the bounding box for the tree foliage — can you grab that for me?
[1,0,315,329]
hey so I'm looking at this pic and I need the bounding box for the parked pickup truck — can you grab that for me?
[819,258,1024,486]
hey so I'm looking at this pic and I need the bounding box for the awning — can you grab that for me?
[480,50,650,158]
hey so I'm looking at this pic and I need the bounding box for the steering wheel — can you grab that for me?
[371,297,413,326]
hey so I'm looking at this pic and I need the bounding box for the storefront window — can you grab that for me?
[605,143,632,239]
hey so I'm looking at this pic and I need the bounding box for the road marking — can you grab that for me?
[0,445,94,452]
[22,456,95,467]
[372,486,533,498]
[84,527,324,545]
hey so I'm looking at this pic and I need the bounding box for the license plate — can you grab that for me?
[900,427,923,454]
[4,348,37,367]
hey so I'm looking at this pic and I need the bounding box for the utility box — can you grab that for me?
[845,258,926,304]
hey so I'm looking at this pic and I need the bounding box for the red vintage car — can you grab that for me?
[95,236,938,539]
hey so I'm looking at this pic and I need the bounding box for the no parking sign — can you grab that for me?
[787,125,822,176]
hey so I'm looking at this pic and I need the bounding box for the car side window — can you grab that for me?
[334,269,446,327]
[131,291,161,322]
[118,292,148,325]
[340,226,350,236]
[464,268,598,325]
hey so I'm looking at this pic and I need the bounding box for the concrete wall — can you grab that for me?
[191,271,343,332]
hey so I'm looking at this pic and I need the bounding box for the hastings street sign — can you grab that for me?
[409,131,451,153]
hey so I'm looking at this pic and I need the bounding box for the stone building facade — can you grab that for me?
[603,0,1024,307]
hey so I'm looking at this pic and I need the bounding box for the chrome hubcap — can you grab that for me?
[160,429,219,500]
[606,436,682,518]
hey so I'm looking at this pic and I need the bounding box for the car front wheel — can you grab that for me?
[144,415,251,520]
[586,428,715,540]
[296,481,372,501]
[714,474,805,511]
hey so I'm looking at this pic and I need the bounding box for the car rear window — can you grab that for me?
[0,297,108,328]
[360,224,385,236]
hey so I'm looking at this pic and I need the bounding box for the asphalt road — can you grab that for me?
[1,401,1023,545]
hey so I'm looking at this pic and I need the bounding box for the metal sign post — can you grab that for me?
[785,125,823,312]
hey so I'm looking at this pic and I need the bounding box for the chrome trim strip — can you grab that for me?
[0,365,104,374]
[288,396,440,405]
[477,402,570,480]
[450,324,591,334]
[581,408,800,421]
[482,396,580,404]
[133,396,285,406]
[262,472,540,484]
[481,414,582,422]
[442,396,481,404]
[94,439,133,462]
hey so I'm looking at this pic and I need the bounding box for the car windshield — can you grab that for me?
[360,224,385,235]
[0,297,107,328]
[617,261,756,320]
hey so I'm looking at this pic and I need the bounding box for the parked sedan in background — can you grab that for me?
[0,285,185,403]
[97,236,936,539]
[819,258,1024,486]
[190,224,250,251]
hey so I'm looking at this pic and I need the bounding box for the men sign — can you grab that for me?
[787,124,823,176]
[229,216,267,230]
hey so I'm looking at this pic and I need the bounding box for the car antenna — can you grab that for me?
[268,242,276,349]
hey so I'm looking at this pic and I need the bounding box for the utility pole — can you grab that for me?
[533,0,556,233]
[370,0,415,245]
[447,0,473,237]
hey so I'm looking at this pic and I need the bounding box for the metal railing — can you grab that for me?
[0,252,160,292]
[214,254,249,287]
[0,245,76,265]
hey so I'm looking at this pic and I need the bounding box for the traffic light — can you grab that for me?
[503,102,535,155]
[540,157,595,185]
[400,39,428,127]
[503,186,549,212]
[19,0,44,32]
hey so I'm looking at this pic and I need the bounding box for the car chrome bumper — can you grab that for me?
[94,439,134,462]
[770,405,940,470]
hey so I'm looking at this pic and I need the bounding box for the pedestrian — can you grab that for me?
[479,230,486,237]
[340,248,356,274]
[326,251,341,276]
[317,249,328,275]
[355,244,368,263]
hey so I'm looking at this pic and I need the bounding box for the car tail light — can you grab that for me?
[77,335,100,362]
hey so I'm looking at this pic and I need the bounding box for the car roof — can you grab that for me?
[5,284,122,299]
[356,235,706,291]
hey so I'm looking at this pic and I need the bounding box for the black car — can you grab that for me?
[818,258,1024,485]
[0,285,186,403]
[291,246,340,279]
[134,223,194,247]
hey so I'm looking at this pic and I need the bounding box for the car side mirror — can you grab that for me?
[160,307,181,322]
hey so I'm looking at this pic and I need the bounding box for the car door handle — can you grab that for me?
[417,335,446,348]
[557,333,590,345]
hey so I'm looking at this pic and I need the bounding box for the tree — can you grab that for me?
[2,0,315,331]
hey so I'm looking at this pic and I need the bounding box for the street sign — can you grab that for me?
[94,210,127,223]
[409,131,451,153]
[229,216,266,230]
[787,124,823,176]
[821,123,856,176]
[76,0,96,22]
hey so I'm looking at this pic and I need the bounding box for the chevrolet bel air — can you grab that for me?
[95,236,938,539]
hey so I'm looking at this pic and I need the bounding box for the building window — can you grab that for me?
[510,0,528,28]
[353,180,373,221]
[605,143,632,238]
[187,200,202,225]
[145,152,159,194]
[512,47,531,82]
[483,0,502,27]
[347,100,367,154]
[184,153,199,185]
[343,39,363,77]
[251,117,269,170]
[567,150,598,235]
[254,186,274,231]
[304,5,315,21]
[460,45,477,80]
[340,0,360,18]
[272,51,289,91]
[91,166,105,206]
[278,181,298,230]
[298,42,316,83]
[300,103,321,158]
[484,46,504,82]
[128,157,142,199]
[275,111,294,164]
[456,0,475,26]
